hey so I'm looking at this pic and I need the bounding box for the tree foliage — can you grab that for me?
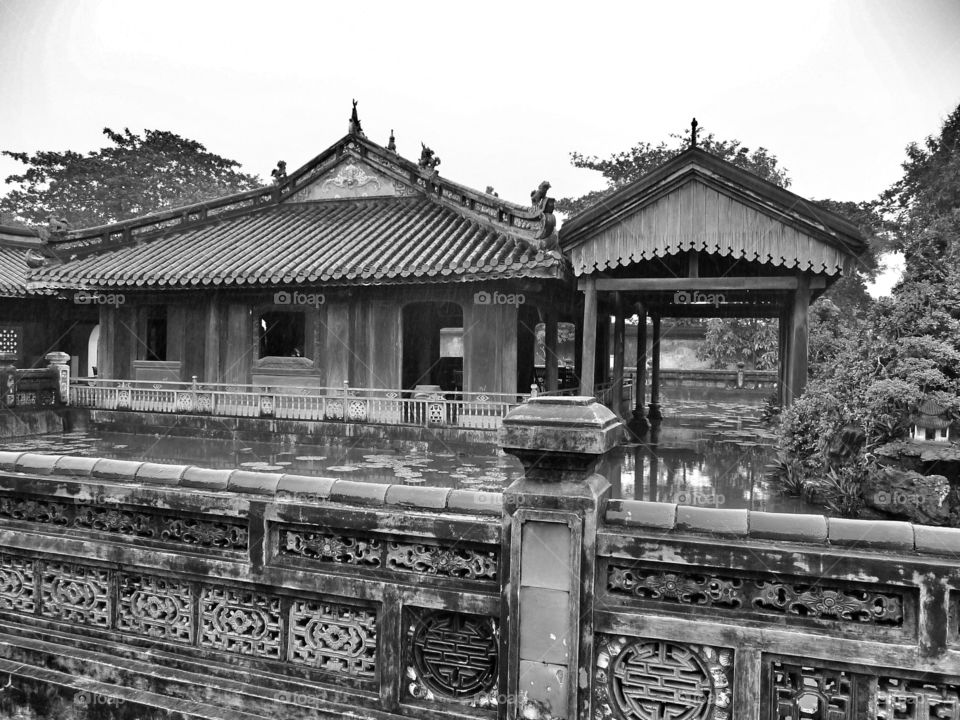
[696,318,778,370]
[779,103,960,496]
[1,128,263,229]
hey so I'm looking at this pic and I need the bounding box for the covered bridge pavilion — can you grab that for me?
[559,137,868,421]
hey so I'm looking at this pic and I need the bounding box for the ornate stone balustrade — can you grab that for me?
[3,399,960,719]
[0,451,502,718]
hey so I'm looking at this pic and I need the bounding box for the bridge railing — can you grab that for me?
[70,377,531,430]
[3,397,960,719]
[0,452,503,718]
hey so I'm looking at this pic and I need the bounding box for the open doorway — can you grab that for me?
[87,324,100,376]
[401,302,463,392]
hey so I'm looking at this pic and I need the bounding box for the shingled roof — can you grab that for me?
[559,147,868,277]
[28,130,565,291]
[0,225,43,297]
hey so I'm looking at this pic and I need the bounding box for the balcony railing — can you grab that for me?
[69,378,534,430]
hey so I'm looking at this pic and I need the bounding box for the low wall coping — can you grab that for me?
[0,452,501,517]
[605,497,960,557]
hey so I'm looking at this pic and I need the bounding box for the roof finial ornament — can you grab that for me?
[387,129,396,153]
[349,99,365,137]
[690,117,698,148]
[418,143,441,172]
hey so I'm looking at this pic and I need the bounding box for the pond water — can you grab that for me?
[3,400,818,513]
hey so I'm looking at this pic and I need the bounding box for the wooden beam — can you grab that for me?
[579,277,597,396]
[581,277,800,292]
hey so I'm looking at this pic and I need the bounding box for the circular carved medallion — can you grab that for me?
[610,641,713,720]
[412,612,498,698]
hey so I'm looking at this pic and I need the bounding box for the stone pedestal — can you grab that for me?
[45,351,71,405]
[498,396,623,720]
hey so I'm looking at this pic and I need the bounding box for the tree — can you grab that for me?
[779,103,960,510]
[1,128,263,229]
[697,318,778,370]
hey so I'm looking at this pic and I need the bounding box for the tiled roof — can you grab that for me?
[0,245,28,296]
[0,225,43,297]
[28,197,565,290]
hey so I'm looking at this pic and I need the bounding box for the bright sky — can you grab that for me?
[1,0,958,293]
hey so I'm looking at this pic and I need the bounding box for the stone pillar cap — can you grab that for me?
[45,351,70,365]
[499,396,623,456]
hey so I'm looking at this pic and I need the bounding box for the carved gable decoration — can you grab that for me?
[284,158,414,202]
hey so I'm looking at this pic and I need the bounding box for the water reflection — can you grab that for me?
[6,400,820,513]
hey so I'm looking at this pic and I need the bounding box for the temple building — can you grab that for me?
[0,224,97,373]
[28,110,573,402]
[22,111,868,424]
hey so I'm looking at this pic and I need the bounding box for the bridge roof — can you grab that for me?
[559,147,868,277]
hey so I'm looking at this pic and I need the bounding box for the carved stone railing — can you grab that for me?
[597,502,960,720]
[496,398,960,720]
[0,352,70,409]
[5,398,960,719]
[0,451,502,719]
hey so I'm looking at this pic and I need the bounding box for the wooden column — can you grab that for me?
[204,294,221,383]
[788,274,810,405]
[97,305,115,379]
[611,293,625,415]
[649,314,662,420]
[777,305,790,407]
[545,309,559,392]
[579,277,597,396]
[595,312,610,387]
[634,306,647,420]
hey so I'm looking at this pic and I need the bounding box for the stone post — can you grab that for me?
[45,351,71,405]
[498,396,623,720]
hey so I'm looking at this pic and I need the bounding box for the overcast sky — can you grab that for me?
[2,0,959,292]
